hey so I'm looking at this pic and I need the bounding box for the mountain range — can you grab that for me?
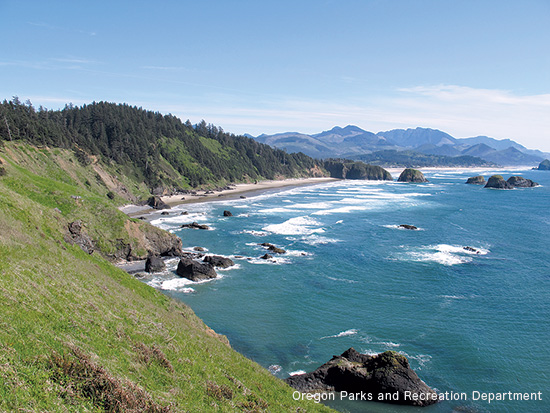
[253,126,549,166]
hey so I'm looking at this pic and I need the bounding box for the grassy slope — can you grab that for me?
[0,143,331,412]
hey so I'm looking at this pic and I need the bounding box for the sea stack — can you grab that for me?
[466,175,485,185]
[398,168,428,183]
[286,348,438,407]
[536,159,550,170]
[176,257,217,281]
[484,175,512,189]
[507,176,538,187]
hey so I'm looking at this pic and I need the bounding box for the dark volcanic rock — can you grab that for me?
[260,242,286,254]
[64,220,95,254]
[463,246,480,254]
[181,222,209,230]
[536,159,550,170]
[203,255,235,268]
[398,224,418,230]
[147,196,171,210]
[145,256,165,273]
[176,258,217,281]
[466,175,486,185]
[223,210,233,217]
[260,253,273,260]
[507,176,538,187]
[397,168,428,183]
[285,348,438,407]
[160,211,170,215]
[484,175,512,189]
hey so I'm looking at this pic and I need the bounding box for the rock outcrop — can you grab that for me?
[203,255,235,268]
[285,348,438,407]
[398,224,418,230]
[176,258,217,281]
[147,196,170,210]
[507,176,538,187]
[145,256,166,273]
[223,210,233,217]
[64,220,95,254]
[397,168,428,183]
[466,175,485,185]
[181,222,210,230]
[484,175,512,189]
[536,159,550,170]
[260,243,286,254]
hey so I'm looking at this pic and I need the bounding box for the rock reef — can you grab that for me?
[285,348,438,407]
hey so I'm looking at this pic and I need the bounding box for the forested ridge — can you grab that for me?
[0,98,322,189]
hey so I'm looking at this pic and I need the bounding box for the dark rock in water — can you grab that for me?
[285,348,438,407]
[484,175,512,189]
[223,210,233,217]
[240,195,247,199]
[463,246,480,254]
[193,246,206,252]
[147,196,170,210]
[160,211,170,215]
[466,175,486,185]
[176,258,217,281]
[507,176,538,187]
[260,242,286,254]
[397,168,428,183]
[536,159,550,170]
[145,256,165,273]
[203,255,235,268]
[260,253,273,260]
[181,211,189,215]
[181,222,209,230]
[398,224,418,230]
[64,220,95,254]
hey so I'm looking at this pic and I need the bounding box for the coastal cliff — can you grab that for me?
[0,141,331,412]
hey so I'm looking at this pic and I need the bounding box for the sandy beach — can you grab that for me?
[119,177,338,216]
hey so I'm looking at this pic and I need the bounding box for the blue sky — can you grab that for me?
[2,0,550,151]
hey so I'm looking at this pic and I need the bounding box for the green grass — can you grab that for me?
[0,142,332,411]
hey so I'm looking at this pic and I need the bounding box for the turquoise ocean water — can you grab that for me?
[145,168,549,412]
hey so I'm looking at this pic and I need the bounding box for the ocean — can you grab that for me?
[143,168,550,412]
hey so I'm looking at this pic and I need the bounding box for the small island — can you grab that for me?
[398,168,428,183]
[535,159,550,170]
[466,175,485,185]
[485,175,538,189]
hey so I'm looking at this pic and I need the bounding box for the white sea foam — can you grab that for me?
[263,216,325,235]
[320,329,358,339]
[326,276,358,284]
[397,244,489,266]
[289,370,306,376]
[242,229,269,237]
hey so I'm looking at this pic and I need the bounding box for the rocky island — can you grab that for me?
[485,175,538,189]
[466,175,486,185]
[535,159,550,170]
[397,168,428,183]
[286,348,438,407]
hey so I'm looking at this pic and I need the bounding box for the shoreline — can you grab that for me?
[119,177,338,216]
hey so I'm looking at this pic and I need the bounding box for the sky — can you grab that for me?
[1,0,550,151]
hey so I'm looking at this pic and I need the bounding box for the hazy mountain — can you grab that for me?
[251,125,546,166]
[377,127,457,147]
[415,143,462,157]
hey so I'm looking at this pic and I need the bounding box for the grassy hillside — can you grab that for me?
[0,99,324,192]
[0,143,331,412]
